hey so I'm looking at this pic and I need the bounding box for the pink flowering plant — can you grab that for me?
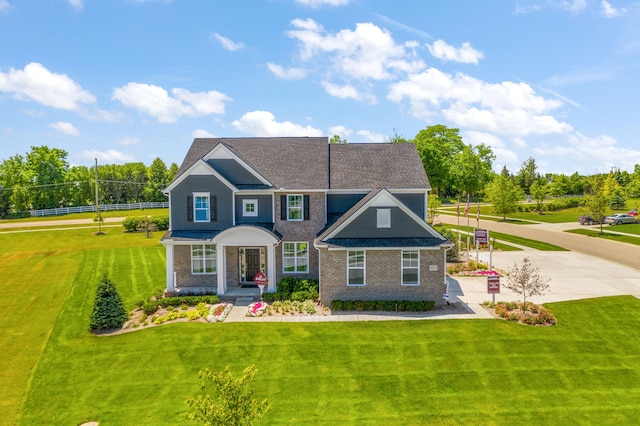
[247,301,268,317]
[205,302,232,323]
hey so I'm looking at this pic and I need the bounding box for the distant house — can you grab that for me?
[161,137,453,306]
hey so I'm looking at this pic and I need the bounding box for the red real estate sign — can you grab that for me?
[254,271,268,287]
[474,229,489,245]
[487,275,500,294]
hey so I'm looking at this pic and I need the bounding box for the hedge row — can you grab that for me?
[330,299,436,312]
[123,215,169,232]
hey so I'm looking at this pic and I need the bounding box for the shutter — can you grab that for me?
[210,196,217,221]
[303,195,310,220]
[280,195,287,220]
[187,196,193,222]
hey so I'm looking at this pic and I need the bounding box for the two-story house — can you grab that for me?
[161,137,453,306]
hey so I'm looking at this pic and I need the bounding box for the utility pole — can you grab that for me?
[95,158,102,234]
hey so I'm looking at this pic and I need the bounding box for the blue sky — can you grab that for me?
[1,0,639,176]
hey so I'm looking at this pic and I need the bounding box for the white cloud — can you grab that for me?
[601,0,625,17]
[231,110,322,136]
[68,0,83,10]
[50,121,80,136]
[388,67,572,138]
[0,0,11,12]
[564,0,587,14]
[79,149,135,163]
[427,39,484,64]
[463,131,518,171]
[192,129,215,138]
[321,81,376,103]
[295,0,351,7]
[286,19,424,80]
[327,125,352,138]
[267,63,308,79]
[356,130,386,142]
[112,82,231,123]
[211,33,245,51]
[0,62,95,110]
[532,131,640,173]
[117,136,140,146]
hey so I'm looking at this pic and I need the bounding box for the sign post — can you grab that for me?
[254,270,268,300]
[487,275,500,303]
[474,229,489,246]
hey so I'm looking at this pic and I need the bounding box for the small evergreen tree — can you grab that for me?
[89,273,128,331]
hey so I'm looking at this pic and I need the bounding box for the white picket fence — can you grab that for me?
[31,202,169,217]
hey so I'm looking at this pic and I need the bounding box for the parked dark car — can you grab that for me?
[578,214,604,225]
[604,213,637,225]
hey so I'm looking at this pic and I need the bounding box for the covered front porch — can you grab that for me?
[163,225,280,296]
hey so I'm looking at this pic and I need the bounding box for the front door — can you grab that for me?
[245,248,261,282]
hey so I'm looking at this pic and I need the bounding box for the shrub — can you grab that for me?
[330,299,436,312]
[122,216,142,232]
[142,301,160,316]
[89,273,129,331]
[122,215,169,232]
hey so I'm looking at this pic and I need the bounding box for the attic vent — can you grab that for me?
[377,208,391,228]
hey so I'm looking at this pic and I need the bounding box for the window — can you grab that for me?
[402,250,419,285]
[192,244,216,274]
[193,192,210,222]
[283,242,308,273]
[347,250,365,286]
[287,195,303,221]
[377,208,391,228]
[243,199,258,217]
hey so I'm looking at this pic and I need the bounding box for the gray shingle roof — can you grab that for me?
[177,137,329,190]
[329,143,430,190]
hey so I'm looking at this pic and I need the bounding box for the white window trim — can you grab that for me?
[401,250,420,286]
[347,250,366,286]
[377,208,391,228]
[282,242,309,273]
[287,194,304,221]
[242,199,258,217]
[191,244,216,275]
[193,192,210,223]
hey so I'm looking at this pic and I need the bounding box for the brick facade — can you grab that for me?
[318,248,447,306]
[174,245,217,288]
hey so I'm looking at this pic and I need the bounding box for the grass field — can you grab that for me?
[4,222,640,424]
[441,225,567,251]
[566,227,640,246]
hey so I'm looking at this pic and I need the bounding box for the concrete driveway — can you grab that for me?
[441,214,640,306]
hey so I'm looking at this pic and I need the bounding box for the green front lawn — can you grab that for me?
[566,228,640,245]
[5,226,640,424]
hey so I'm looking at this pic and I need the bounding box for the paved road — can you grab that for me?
[438,214,640,271]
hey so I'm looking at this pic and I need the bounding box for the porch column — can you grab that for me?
[165,244,175,292]
[216,244,225,295]
[266,244,276,293]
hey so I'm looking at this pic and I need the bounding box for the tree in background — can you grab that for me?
[89,273,128,331]
[516,157,540,195]
[427,193,441,224]
[143,158,170,202]
[451,143,495,199]
[548,174,569,198]
[329,134,347,144]
[504,257,550,304]
[413,125,464,196]
[63,166,94,206]
[603,173,626,210]
[583,174,609,234]
[529,180,547,212]
[485,174,524,220]
[25,146,69,209]
[0,154,30,211]
[186,365,271,426]
[386,128,410,143]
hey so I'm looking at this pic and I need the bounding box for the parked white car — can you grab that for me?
[604,213,637,225]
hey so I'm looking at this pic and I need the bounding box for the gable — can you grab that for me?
[332,206,430,239]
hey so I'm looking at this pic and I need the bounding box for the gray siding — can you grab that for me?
[208,159,263,186]
[170,175,233,231]
[334,206,430,239]
[392,193,425,219]
[327,193,366,214]
[235,194,273,224]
